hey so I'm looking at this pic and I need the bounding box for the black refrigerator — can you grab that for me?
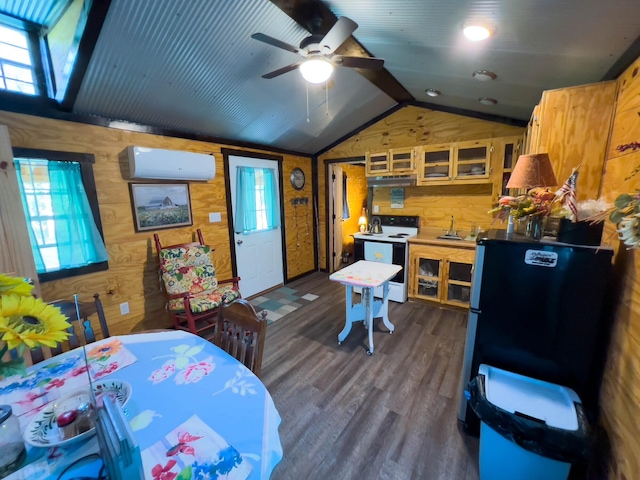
[457,230,613,431]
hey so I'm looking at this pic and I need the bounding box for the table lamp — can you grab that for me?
[506,153,558,189]
[358,208,368,233]
[505,153,558,237]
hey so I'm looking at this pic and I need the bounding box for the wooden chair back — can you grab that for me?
[153,229,206,254]
[216,299,268,377]
[30,293,110,364]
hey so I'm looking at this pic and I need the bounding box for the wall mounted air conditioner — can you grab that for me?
[127,146,215,181]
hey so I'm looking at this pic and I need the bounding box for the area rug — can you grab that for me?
[249,286,319,324]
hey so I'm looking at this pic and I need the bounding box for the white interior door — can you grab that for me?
[229,155,284,298]
[332,165,343,271]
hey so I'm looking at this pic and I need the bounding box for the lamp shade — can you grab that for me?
[506,153,558,189]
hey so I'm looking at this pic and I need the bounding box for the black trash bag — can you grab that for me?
[468,374,592,463]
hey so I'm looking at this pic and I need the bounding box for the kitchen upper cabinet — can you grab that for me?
[388,147,416,174]
[527,82,616,200]
[409,244,475,308]
[365,151,389,176]
[416,144,454,182]
[453,140,492,180]
[416,140,492,185]
[495,136,523,200]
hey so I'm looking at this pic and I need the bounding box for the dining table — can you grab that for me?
[0,330,283,480]
[329,260,402,355]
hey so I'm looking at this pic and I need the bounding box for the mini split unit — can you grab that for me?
[127,146,216,181]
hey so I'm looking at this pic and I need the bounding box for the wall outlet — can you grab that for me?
[373,205,379,213]
[209,212,222,223]
[120,302,130,315]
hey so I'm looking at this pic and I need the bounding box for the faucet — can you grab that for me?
[446,215,457,237]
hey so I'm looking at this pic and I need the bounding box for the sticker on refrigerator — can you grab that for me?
[524,250,558,267]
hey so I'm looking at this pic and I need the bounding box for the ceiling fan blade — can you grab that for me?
[251,33,301,55]
[261,62,302,79]
[334,56,384,70]
[319,17,357,54]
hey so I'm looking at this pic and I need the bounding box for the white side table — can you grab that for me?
[329,260,402,355]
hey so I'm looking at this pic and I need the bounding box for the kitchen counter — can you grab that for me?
[409,227,477,249]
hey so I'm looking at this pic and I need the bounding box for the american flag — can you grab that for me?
[555,168,579,221]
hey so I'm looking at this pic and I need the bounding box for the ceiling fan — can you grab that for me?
[251,16,384,83]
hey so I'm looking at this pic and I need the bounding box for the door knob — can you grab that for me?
[236,240,243,245]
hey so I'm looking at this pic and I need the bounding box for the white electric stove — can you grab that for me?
[352,215,420,302]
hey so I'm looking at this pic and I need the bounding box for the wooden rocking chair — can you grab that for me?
[154,229,241,338]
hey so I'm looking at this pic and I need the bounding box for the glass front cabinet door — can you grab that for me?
[410,245,475,308]
[453,140,492,180]
[365,151,390,176]
[417,144,454,184]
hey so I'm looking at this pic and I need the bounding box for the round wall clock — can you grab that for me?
[290,167,306,190]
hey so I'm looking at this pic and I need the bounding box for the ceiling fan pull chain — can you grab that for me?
[326,82,329,116]
[306,83,310,123]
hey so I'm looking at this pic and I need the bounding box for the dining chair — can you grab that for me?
[154,229,241,338]
[30,293,110,364]
[216,299,268,377]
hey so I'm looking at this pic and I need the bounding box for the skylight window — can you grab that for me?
[0,23,36,94]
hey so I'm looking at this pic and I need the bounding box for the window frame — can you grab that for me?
[0,16,48,96]
[12,147,108,282]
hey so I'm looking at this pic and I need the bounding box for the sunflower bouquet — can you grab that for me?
[0,274,71,378]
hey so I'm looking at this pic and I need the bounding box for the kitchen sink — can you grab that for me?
[436,235,463,241]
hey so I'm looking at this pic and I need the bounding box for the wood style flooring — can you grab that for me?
[261,272,479,480]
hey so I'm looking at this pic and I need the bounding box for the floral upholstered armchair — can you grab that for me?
[154,231,241,337]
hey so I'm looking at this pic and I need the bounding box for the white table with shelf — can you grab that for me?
[329,260,402,355]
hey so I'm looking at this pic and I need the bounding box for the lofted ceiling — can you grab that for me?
[2,0,640,155]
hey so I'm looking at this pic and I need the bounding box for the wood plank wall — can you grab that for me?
[340,163,367,258]
[532,82,617,201]
[598,57,640,480]
[0,111,314,335]
[317,105,523,269]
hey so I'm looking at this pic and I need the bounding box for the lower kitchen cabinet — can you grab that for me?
[409,244,475,308]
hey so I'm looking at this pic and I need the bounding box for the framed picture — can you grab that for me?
[129,183,192,232]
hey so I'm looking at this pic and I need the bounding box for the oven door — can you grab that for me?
[355,239,405,284]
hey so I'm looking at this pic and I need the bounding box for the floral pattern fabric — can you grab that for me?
[167,285,241,313]
[160,245,218,296]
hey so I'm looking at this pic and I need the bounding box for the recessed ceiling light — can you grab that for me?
[463,23,492,41]
[425,89,441,97]
[472,70,497,81]
[479,97,498,105]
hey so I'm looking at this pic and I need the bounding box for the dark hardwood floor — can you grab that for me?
[262,272,480,480]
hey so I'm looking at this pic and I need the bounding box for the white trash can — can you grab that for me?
[468,364,590,480]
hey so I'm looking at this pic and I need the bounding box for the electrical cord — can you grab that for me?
[55,453,106,480]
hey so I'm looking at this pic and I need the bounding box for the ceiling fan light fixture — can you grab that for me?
[472,70,497,81]
[300,58,334,84]
[463,23,493,41]
[479,97,498,105]
[425,89,441,97]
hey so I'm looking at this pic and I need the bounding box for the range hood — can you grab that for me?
[367,175,417,188]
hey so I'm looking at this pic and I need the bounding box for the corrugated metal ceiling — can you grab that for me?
[73,0,395,154]
[0,0,71,27]
[2,0,639,154]
[325,0,640,120]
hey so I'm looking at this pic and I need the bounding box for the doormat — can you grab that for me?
[248,287,319,324]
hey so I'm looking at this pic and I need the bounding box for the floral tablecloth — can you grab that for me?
[4,331,283,480]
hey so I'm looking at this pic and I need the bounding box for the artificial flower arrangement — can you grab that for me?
[489,187,557,224]
[0,274,71,378]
